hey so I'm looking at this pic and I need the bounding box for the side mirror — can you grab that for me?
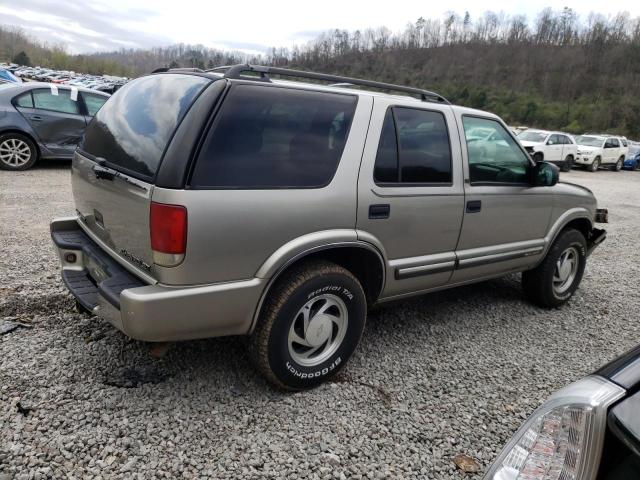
[533,161,559,187]
[547,140,555,145]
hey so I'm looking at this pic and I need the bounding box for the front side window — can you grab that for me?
[191,85,357,188]
[463,116,531,185]
[373,107,452,184]
[32,89,79,114]
[81,92,108,116]
[547,134,561,145]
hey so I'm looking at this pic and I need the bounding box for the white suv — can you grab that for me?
[517,130,578,172]
[574,135,627,172]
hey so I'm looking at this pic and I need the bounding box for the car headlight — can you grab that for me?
[484,376,624,480]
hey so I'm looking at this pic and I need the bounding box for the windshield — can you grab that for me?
[575,136,604,147]
[518,131,548,142]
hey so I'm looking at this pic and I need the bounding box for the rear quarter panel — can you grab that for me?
[151,94,374,286]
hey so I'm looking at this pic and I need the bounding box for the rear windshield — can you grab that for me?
[81,74,210,179]
[190,85,357,189]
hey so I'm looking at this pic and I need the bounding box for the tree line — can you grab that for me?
[2,8,640,137]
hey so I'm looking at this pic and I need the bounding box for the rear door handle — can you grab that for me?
[369,204,390,219]
[466,200,482,213]
[30,115,43,122]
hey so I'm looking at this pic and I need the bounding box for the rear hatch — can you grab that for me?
[72,73,211,278]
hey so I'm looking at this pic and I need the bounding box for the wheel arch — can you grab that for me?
[250,241,386,334]
[544,209,593,256]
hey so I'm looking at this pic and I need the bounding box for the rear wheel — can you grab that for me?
[589,157,600,172]
[561,155,574,172]
[522,228,587,308]
[0,133,38,171]
[612,156,624,171]
[250,260,367,390]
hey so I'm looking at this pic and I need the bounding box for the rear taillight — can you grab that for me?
[150,202,187,266]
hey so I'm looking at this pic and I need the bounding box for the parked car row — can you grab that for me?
[0,81,109,170]
[0,63,128,94]
[514,128,639,172]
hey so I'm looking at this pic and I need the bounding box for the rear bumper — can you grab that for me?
[50,217,265,342]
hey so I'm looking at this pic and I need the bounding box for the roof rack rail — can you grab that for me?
[206,64,449,103]
[151,67,205,74]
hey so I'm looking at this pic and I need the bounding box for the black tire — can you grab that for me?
[250,260,366,390]
[561,155,574,172]
[636,160,640,171]
[0,132,38,171]
[533,152,544,163]
[522,228,587,308]
[589,157,600,172]
[612,156,624,171]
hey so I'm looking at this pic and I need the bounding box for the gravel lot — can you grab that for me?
[1,163,639,479]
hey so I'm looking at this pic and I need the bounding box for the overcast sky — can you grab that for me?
[1,0,640,55]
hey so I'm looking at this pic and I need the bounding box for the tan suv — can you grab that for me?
[51,65,607,389]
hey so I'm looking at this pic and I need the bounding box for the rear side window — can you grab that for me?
[81,74,210,180]
[81,92,108,116]
[14,92,33,108]
[32,89,79,114]
[374,107,452,184]
[190,85,357,188]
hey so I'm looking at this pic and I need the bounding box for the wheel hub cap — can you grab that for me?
[553,247,579,295]
[287,294,348,367]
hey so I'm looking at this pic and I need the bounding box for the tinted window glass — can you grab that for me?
[374,107,452,184]
[191,85,357,188]
[14,92,33,108]
[611,138,620,147]
[82,74,209,179]
[463,116,531,185]
[33,89,79,114]
[82,92,108,116]
[373,110,398,183]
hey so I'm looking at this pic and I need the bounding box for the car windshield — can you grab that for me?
[518,131,548,142]
[575,136,604,147]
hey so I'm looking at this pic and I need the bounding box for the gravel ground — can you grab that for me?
[1,163,639,479]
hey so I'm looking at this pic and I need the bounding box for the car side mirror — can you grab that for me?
[547,140,554,145]
[533,161,559,187]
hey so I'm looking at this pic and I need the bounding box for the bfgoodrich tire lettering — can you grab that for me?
[522,228,587,308]
[250,260,366,390]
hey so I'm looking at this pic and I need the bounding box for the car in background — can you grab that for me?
[0,82,109,170]
[624,142,640,170]
[484,344,640,480]
[517,129,578,172]
[574,135,627,172]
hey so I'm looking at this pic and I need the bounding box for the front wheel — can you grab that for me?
[250,260,366,390]
[522,229,587,308]
[589,157,600,172]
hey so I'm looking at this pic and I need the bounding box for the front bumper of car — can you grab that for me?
[575,155,595,165]
[50,217,265,342]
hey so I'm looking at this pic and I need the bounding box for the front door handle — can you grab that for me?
[466,200,482,213]
[369,204,390,219]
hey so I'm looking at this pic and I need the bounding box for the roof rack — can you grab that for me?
[205,64,449,104]
[151,67,205,74]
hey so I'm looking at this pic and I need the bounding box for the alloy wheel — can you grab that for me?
[553,247,579,295]
[0,138,31,168]
[287,294,348,367]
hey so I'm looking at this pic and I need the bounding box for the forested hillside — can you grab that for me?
[2,7,640,136]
